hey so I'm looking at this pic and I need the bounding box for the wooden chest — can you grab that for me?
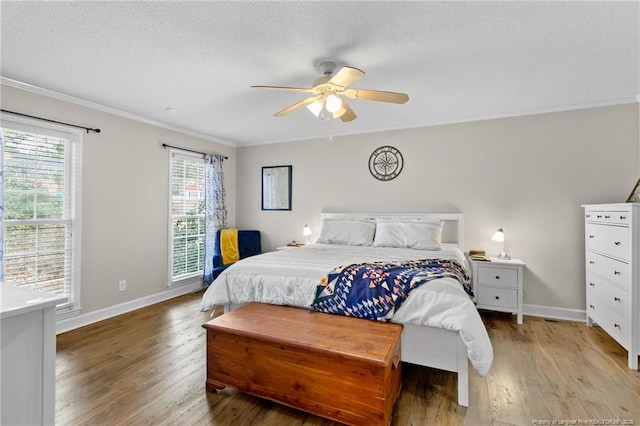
[203,303,403,425]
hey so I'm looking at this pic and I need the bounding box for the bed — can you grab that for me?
[200,213,493,406]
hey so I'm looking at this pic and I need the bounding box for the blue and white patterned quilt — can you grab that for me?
[311,258,471,320]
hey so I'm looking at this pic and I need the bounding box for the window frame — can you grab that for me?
[0,113,83,318]
[167,148,206,287]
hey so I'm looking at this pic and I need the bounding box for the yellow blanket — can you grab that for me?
[220,228,239,265]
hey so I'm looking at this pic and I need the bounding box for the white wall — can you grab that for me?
[1,84,236,315]
[236,103,640,312]
[3,81,637,318]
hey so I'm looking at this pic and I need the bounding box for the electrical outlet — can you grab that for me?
[118,280,126,291]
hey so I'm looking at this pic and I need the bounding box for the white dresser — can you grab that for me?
[583,203,639,369]
[1,284,67,425]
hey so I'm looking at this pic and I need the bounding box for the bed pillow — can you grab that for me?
[316,218,376,246]
[372,219,443,250]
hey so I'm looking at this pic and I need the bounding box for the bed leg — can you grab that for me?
[457,338,469,407]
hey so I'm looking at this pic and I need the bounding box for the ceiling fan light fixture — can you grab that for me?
[306,99,324,117]
[253,63,408,123]
[333,105,347,119]
[325,93,342,113]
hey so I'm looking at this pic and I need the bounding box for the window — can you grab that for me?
[1,116,82,315]
[169,150,205,282]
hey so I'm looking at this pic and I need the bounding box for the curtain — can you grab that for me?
[203,154,227,286]
[0,134,4,283]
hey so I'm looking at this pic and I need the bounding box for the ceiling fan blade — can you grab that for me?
[252,85,314,93]
[343,88,409,104]
[337,100,357,122]
[273,95,322,117]
[328,66,365,88]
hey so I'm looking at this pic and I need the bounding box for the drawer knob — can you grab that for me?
[586,214,591,218]
[589,235,595,239]
[604,215,611,219]
[614,241,621,246]
[495,276,500,280]
[589,304,595,309]
[614,297,621,302]
[589,261,595,265]
[614,271,621,276]
[495,296,500,300]
[597,215,603,218]
[614,323,621,330]
[589,282,595,287]
[620,215,626,220]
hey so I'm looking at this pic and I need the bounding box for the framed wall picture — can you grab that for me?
[627,178,640,202]
[262,165,292,210]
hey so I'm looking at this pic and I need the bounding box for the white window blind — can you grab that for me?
[169,151,205,281]
[1,120,81,312]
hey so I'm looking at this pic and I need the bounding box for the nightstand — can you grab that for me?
[470,257,525,324]
[276,244,305,250]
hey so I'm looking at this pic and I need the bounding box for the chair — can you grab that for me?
[211,229,261,282]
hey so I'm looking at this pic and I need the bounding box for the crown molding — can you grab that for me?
[0,76,237,147]
[3,76,637,148]
[240,96,640,147]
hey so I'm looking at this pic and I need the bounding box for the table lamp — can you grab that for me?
[492,228,511,259]
[303,225,312,244]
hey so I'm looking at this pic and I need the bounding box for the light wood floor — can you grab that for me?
[56,292,640,425]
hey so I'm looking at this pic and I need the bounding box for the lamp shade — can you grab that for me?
[325,94,343,112]
[306,100,323,117]
[492,228,505,242]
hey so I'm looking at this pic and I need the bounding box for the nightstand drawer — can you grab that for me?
[476,267,518,288]
[477,286,517,309]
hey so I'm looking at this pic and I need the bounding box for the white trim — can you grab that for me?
[1,76,237,147]
[167,150,207,285]
[523,303,587,322]
[5,76,636,149]
[1,114,83,313]
[241,97,640,147]
[56,282,202,334]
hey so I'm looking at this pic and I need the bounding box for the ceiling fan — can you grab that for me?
[251,61,409,122]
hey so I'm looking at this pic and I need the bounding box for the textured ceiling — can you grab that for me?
[1,1,638,146]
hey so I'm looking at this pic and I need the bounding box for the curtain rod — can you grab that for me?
[161,143,228,160]
[1,109,101,134]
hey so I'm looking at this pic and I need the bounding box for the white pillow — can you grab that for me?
[316,218,376,246]
[372,219,443,250]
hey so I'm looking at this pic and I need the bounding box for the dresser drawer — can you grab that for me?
[586,295,630,350]
[476,266,518,288]
[477,286,517,309]
[586,273,630,316]
[585,209,632,226]
[586,223,630,261]
[586,252,630,290]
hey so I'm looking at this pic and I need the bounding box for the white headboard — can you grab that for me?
[320,212,464,251]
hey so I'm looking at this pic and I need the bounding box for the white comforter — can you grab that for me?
[200,243,493,376]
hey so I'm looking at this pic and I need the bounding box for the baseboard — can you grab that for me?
[56,282,203,334]
[523,303,586,322]
[55,292,587,334]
